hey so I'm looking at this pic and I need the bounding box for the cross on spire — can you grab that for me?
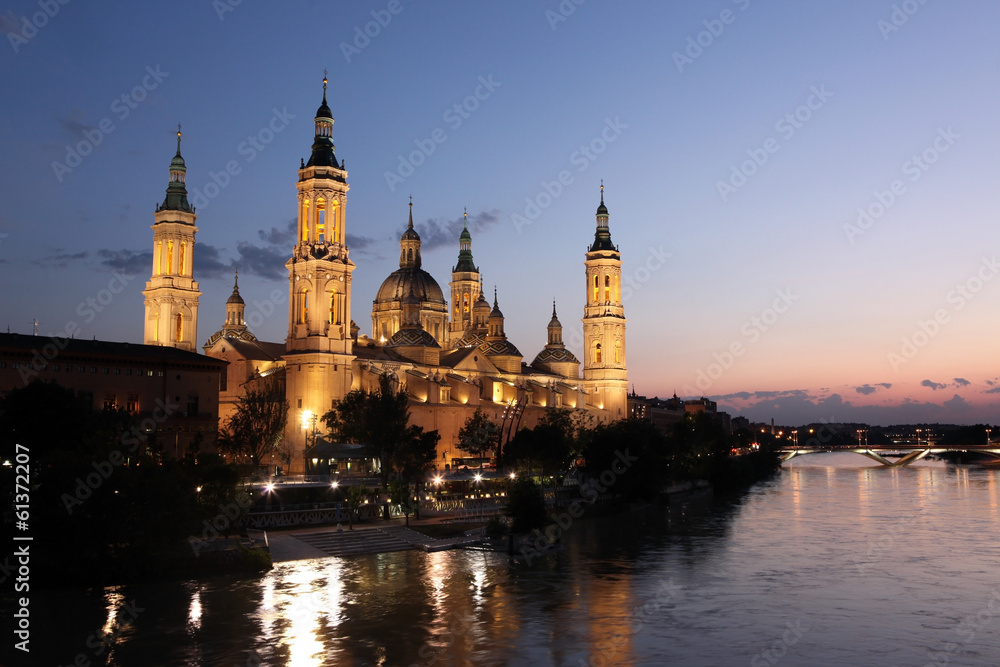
[176,123,182,155]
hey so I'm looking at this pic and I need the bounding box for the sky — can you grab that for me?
[1,0,998,426]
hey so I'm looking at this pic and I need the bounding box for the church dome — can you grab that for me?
[532,347,579,365]
[387,327,440,348]
[454,331,485,348]
[479,338,521,357]
[375,268,446,306]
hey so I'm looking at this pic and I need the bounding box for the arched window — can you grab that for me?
[167,241,174,274]
[604,275,611,302]
[179,242,186,276]
[299,290,309,324]
[316,199,326,243]
[329,288,339,325]
[463,294,469,313]
[154,242,161,275]
[301,199,310,242]
[615,274,621,302]
[593,342,602,364]
[175,313,183,342]
[407,248,413,263]
[593,275,599,303]
[615,341,622,364]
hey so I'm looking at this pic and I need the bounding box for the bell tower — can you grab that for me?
[283,74,356,467]
[582,184,627,420]
[143,126,201,352]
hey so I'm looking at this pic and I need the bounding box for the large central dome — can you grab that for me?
[375,267,445,304]
[371,202,449,344]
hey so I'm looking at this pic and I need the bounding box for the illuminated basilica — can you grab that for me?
[145,77,628,473]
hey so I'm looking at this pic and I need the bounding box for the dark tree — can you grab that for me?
[217,379,288,470]
[456,407,500,461]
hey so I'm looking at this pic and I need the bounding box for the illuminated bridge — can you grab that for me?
[776,443,1000,467]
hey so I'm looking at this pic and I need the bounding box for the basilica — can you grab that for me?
[142,77,628,474]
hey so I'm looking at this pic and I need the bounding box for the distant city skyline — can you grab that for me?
[1,1,998,426]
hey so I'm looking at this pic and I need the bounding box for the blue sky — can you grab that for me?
[1,0,998,425]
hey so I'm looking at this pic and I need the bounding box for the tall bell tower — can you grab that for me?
[143,126,201,351]
[283,74,356,465]
[582,184,627,420]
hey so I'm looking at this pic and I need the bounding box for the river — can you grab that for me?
[16,453,1000,666]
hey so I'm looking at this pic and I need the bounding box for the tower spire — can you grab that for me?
[408,195,414,229]
[176,123,182,155]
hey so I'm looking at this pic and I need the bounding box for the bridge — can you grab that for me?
[776,443,1000,467]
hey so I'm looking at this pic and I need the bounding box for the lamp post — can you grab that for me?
[987,428,992,446]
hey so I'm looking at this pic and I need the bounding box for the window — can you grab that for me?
[126,368,132,375]
[51,364,59,371]
[114,368,121,375]
[103,393,117,410]
[298,290,309,324]
[593,275,599,302]
[78,366,85,372]
[176,313,183,342]
[604,275,611,302]
[301,199,310,242]
[90,367,97,373]
[593,342,602,364]
[102,367,109,374]
[187,395,199,417]
[317,199,326,243]
[179,242,186,276]
[9,362,16,369]
[154,241,161,274]
[126,394,139,413]
[220,370,227,392]
[615,341,622,364]
[148,370,154,377]
[167,241,174,274]
[463,294,469,313]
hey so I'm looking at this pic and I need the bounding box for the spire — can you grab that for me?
[227,270,244,305]
[590,182,616,252]
[454,207,477,273]
[547,299,564,346]
[306,71,338,168]
[159,125,192,213]
[399,200,421,268]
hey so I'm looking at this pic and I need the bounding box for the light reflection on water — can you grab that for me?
[23,454,1000,666]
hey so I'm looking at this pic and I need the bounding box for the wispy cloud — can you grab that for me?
[953,377,970,387]
[855,383,892,396]
[98,249,150,275]
[33,249,90,268]
[921,379,946,391]
[411,209,501,251]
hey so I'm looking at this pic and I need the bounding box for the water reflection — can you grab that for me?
[19,454,1000,666]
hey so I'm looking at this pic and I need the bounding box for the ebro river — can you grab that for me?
[16,453,1000,666]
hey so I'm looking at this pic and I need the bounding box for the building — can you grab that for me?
[0,332,225,458]
[192,76,629,473]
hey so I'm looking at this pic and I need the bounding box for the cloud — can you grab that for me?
[943,394,972,412]
[194,243,236,279]
[854,383,892,396]
[56,109,94,137]
[985,386,1000,394]
[33,249,90,268]
[921,379,946,391]
[97,249,151,276]
[412,209,501,251]
[256,218,296,246]
[233,242,286,280]
[953,377,970,387]
[346,233,378,250]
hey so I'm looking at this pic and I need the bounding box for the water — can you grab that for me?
[16,454,1000,666]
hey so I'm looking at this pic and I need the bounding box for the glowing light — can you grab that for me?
[266,482,275,493]
[474,473,482,483]
[301,409,313,429]
[331,481,338,489]
[509,472,516,479]
[433,476,443,485]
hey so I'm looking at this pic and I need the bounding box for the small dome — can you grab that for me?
[387,328,440,349]
[454,331,485,348]
[473,292,490,313]
[170,153,187,172]
[226,290,245,305]
[401,226,420,241]
[532,347,579,365]
[479,339,521,357]
[375,268,446,305]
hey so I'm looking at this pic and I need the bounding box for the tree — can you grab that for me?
[323,374,410,488]
[456,408,500,461]
[344,485,367,530]
[217,379,289,471]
